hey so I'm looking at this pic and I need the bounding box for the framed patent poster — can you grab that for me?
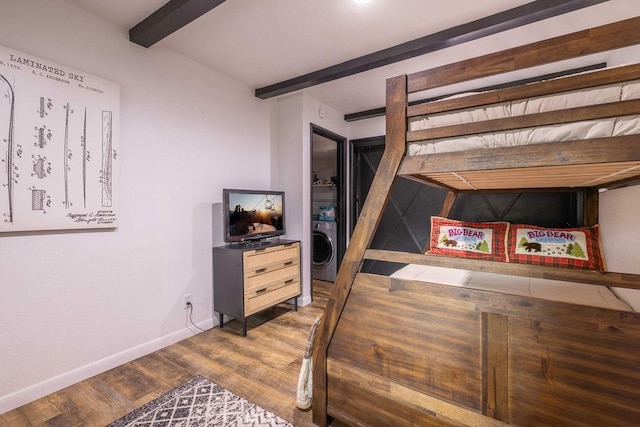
[0,44,120,232]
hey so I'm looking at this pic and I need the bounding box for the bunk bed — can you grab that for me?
[313,17,640,427]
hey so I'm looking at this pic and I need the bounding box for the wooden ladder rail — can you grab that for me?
[312,74,408,426]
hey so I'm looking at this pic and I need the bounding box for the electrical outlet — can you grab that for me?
[183,293,192,309]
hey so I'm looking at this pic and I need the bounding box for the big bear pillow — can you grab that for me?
[428,217,509,262]
[508,224,605,270]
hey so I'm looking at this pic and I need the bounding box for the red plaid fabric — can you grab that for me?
[427,217,509,262]
[507,224,605,271]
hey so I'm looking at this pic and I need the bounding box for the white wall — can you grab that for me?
[275,94,347,305]
[0,0,273,413]
[600,186,640,273]
[348,116,385,141]
[600,186,640,310]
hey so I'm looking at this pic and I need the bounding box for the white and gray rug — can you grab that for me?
[108,375,294,427]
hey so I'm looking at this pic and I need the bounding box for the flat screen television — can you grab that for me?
[223,188,286,243]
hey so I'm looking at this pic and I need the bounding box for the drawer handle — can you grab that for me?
[284,261,293,266]
[255,268,267,274]
[256,288,268,294]
[285,279,294,284]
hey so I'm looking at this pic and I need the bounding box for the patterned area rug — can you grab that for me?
[108,376,294,427]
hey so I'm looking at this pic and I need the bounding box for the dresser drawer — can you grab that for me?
[244,280,300,316]
[243,243,300,275]
[244,263,299,295]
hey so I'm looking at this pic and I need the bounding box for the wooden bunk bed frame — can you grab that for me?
[313,17,640,427]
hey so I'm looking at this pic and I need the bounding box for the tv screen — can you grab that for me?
[223,189,285,243]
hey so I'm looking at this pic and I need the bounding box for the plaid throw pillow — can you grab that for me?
[508,224,605,271]
[428,217,509,262]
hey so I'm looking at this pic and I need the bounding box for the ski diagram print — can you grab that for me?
[0,73,16,225]
[0,44,119,232]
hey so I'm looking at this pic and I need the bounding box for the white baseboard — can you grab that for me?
[298,294,312,307]
[0,318,215,415]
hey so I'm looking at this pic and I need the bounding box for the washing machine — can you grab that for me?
[312,220,338,282]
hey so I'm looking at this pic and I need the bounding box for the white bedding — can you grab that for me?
[408,78,640,156]
[390,264,634,312]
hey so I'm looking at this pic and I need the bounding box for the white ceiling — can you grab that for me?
[63,0,640,115]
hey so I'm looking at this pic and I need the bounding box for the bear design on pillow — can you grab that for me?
[442,238,458,247]
[522,242,542,252]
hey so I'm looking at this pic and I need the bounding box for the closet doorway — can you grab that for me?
[311,124,346,286]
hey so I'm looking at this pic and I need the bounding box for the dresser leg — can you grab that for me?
[219,313,224,328]
[293,297,298,311]
[242,318,247,337]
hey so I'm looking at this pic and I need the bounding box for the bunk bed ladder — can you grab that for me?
[312,74,408,426]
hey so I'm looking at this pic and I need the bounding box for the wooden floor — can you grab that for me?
[1,281,334,427]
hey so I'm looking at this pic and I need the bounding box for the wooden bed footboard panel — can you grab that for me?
[327,361,452,427]
[508,316,640,426]
[328,273,484,411]
[325,273,640,426]
[327,360,505,427]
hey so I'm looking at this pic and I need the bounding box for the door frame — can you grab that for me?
[310,124,347,282]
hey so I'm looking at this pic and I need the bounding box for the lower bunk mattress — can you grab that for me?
[390,263,635,312]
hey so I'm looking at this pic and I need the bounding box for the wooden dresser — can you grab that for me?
[212,239,300,336]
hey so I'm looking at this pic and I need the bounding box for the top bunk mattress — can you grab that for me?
[407,77,640,156]
[390,263,634,312]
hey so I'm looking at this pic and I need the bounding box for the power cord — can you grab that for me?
[185,302,207,333]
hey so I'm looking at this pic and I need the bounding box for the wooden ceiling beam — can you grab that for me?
[130,0,227,48]
[255,0,607,100]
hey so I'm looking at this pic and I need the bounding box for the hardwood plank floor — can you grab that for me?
[1,281,334,426]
